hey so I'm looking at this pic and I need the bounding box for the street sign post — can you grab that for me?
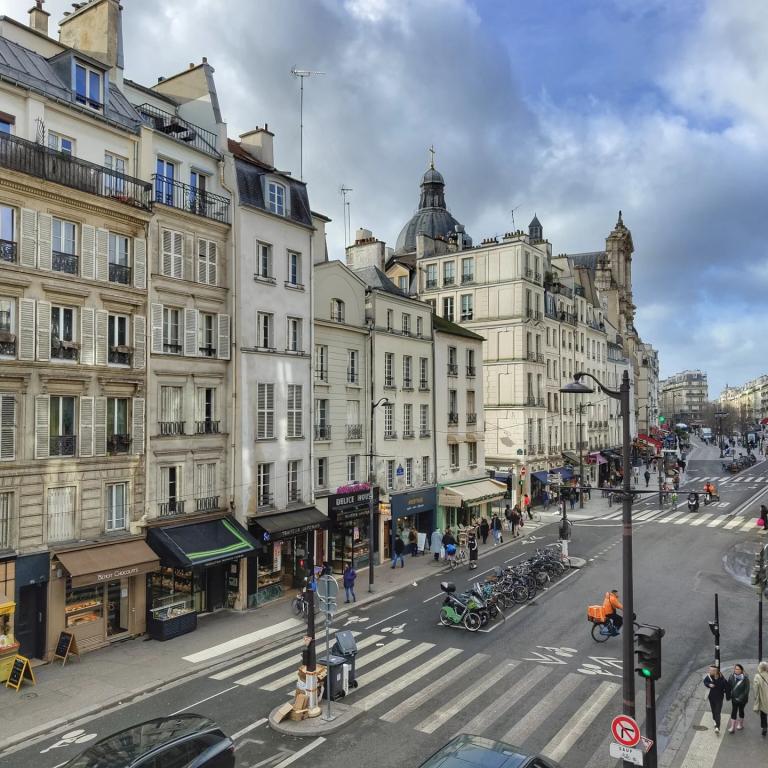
[611,714,641,747]
[609,743,643,765]
[317,575,339,722]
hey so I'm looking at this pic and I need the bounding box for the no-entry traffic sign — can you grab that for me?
[611,714,641,748]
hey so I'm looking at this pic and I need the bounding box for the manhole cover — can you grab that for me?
[22,692,38,700]
[692,725,707,731]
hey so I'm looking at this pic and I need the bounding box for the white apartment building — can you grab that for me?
[636,342,660,434]
[660,370,708,426]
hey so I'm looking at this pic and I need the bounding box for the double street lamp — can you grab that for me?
[562,371,635,723]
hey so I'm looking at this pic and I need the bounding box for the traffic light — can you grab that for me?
[750,548,766,595]
[658,416,666,424]
[635,624,664,680]
[506,475,513,497]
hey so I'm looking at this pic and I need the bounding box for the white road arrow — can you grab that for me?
[522,650,569,664]
[589,655,623,669]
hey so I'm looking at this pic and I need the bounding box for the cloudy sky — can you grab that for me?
[4,0,766,397]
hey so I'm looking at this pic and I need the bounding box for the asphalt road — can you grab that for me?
[5,439,767,768]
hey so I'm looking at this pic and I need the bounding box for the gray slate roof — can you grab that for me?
[353,265,408,297]
[568,251,606,271]
[433,313,484,341]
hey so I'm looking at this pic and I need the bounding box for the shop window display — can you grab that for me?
[330,518,370,572]
[65,583,103,628]
[147,567,198,641]
[0,597,19,681]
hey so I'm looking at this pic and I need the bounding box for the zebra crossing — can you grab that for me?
[595,506,760,531]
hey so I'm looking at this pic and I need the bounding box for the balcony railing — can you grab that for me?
[384,377,395,388]
[384,430,397,439]
[159,421,185,436]
[330,312,345,323]
[524,268,533,280]
[0,338,16,356]
[52,250,78,275]
[196,420,220,434]
[109,262,132,285]
[420,428,431,438]
[314,424,331,441]
[287,489,302,504]
[51,340,79,361]
[0,132,152,210]
[526,308,542,321]
[443,276,455,286]
[346,424,362,440]
[159,499,185,517]
[448,413,459,425]
[403,429,415,439]
[153,174,230,223]
[107,433,131,454]
[549,283,573,299]
[0,239,16,264]
[258,493,275,510]
[163,342,182,354]
[347,370,359,384]
[403,379,413,390]
[466,413,477,424]
[466,366,476,377]
[447,363,458,376]
[535,272,542,283]
[108,348,132,366]
[137,103,220,157]
[195,495,220,513]
[419,379,430,390]
[461,273,474,284]
[425,279,437,289]
[47,512,76,543]
[50,435,77,456]
[199,346,217,358]
[538,444,546,454]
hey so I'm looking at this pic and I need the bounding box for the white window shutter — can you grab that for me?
[95,228,109,282]
[173,231,184,279]
[36,300,51,362]
[80,307,95,365]
[217,314,230,360]
[197,240,207,283]
[0,394,16,460]
[81,224,96,280]
[161,229,172,277]
[37,213,52,271]
[150,303,163,354]
[34,394,49,459]
[18,298,36,361]
[208,242,217,286]
[79,395,94,457]
[132,397,145,455]
[184,308,198,357]
[20,208,37,268]
[95,310,108,366]
[94,396,107,456]
[133,315,146,369]
[133,238,147,289]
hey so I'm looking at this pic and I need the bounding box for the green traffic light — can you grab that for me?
[640,668,652,678]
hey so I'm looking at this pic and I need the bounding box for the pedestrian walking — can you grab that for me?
[569,487,577,510]
[703,665,729,733]
[753,661,768,736]
[391,536,405,568]
[727,663,750,733]
[523,494,532,520]
[644,469,651,487]
[408,526,418,556]
[511,505,522,538]
[758,504,768,531]
[491,514,503,545]
[504,504,513,532]
[632,465,639,486]
[584,480,592,500]
[430,527,442,561]
[467,530,478,569]
[343,563,357,603]
[479,517,490,545]
[542,489,550,510]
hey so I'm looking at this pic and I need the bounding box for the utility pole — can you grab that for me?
[709,593,720,669]
[290,68,325,181]
[752,545,767,661]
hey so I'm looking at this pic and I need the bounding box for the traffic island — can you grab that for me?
[269,700,364,736]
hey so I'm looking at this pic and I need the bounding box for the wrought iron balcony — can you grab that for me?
[51,340,79,361]
[50,434,76,456]
[163,342,182,354]
[443,276,455,286]
[526,308,542,321]
[448,412,459,425]
[137,103,220,157]
[538,444,546,454]
[108,347,132,365]
[195,496,220,513]
[461,273,475,284]
[109,262,132,285]
[0,337,15,356]
[447,363,458,376]
[287,489,302,504]
[107,433,131,454]
[420,428,431,438]
[0,239,16,264]
[159,499,185,517]
[425,279,438,289]
[196,420,220,434]
[52,250,78,275]
[524,268,533,279]
[402,379,413,390]
[535,272,542,283]
[0,132,152,210]
[466,366,476,377]
[466,413,477,424]
[153,174,230,223]
[330,311,345,323]
[347,370,359,384]
[199,346,217,358]
[346,424,363,440]
[403,429,415,439]
[384,430,397,440]
[384,376,395,388]
[159,421,185,436]
[314,424,332,441]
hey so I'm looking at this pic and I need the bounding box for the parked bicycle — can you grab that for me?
[291,585,316,617]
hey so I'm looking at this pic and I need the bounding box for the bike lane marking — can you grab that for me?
[366,609,408,630]
[231,718,268,740]
[273,737,326,768]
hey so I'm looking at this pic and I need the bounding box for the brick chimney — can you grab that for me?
[28,1,50,35]
[238,126,274,167]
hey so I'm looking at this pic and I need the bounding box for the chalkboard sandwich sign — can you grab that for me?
[52,631,80,666]
[5,655,35,691]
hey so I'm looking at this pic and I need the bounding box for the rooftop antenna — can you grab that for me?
[510,204,521,232]
[340,185,353,248]
[291,67,325,181]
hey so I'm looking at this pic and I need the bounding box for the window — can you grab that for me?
[447,346,458,375]
[421,456,430,483]
[449,390,458,421]
[257,463,273,507]
[198,313,216,356]
[315,345,328,382]
[420,404,429,435]
[420,357,429,388]
[383,352,395,387]
[52,218,78,275]
[331,299,345,322]
[347,350,359,384]
[108,314,129,365]
[107,398,129,453]
[466,348,475,376]
[346,401,361,438]
[196,387,217,433]
[403,404,413,436]
[398,275,408,291]
[0,394,16,460]
[314,398,329,439]
[162,307,181,354]
[155,158,176,205]
[108,233,130,284]
[450,443,459,469]
[257,383,275,439]
[426,299,436,313]
[383,403,394,438]
[386,309,394,332]
[287,460,301,502]
[106,483,127,531]
[386,459,395,489]
[402,314,411,335]
[468,442,477,467]
[287,317,302,352]
[159,386,183,434]
[189,171,208,215]
[403,356,412,388]
[161,465,183,515]
[347,455,358,483]
[267,181,286,215]
[0,492,10,547]
[75,62,102,109]
[287,384,303,438]
[197,239,217,285]
[467,390,476,420]
[0,299,14,357]
[257,312,274,349]
[161,228,184,279]
[405,458,413,486]
[47,486,75,542]
[48,131,74,155]
[460,294,473,321]
[0,116,12,134]
[104,152,127,195]
[286,251,302,287]
[316,457,328,489]
[256,242,273,280]
[416,316,423,337]
[442,297,454,322]
[461,257,474,283]
[49,396,76,456]
[443,261,455,286]
[425,264,437,289]
[51,305,77,360]
[195,463,217,511]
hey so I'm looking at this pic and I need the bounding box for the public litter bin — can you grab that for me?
[318,654,349,700]
[331,630,358,688]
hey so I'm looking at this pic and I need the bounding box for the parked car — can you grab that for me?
[418,734,564,768]
[62,714,234,768]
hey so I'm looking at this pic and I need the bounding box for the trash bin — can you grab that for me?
[318,654,349,700]
[331,630,358,688]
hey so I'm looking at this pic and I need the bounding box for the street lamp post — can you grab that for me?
[368,397,390,592]
[577,401,593,509]
[563,371,635,730]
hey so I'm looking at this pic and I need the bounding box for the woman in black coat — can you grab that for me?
[479,518,490,544]
[467,531,479,569]
[703,665,729,733]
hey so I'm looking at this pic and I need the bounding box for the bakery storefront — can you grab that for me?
[326,487,380,573]
[146,516,259,640]
[49,539,159,654]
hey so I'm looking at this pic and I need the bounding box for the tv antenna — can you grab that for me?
[510,204,521,232]
[340,185,353,248]
[291,67,325,181]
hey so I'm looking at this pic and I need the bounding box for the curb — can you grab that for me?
[268,701,364,736]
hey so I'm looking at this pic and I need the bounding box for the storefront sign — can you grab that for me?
[95,566,140,582]
[328,487,380,524]
[272,542,282,572]
[390,487,437,519]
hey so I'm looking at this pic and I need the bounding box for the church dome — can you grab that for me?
[421,167,444,185]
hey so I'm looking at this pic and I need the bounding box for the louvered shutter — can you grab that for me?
[20,208,37,267]
[95,228,109,282]
[131,397,145,455]
[95,310,108,366]
[217,314,230,360]
[208,241,217,286]
[37,213,52,271]
[267,384,274,436]
[81,224,96,280]
[197,239,207,283]
[18,298,35,361]
[257,384,265,438]
[94,397,107,456]
[133,238,147,289]
[150,303,163,354]
[36,300,51,362]
[79,396,94,457]
[183,308,198,357]
[0,394,16,460]
[133,315,146,369]
[161,229,173,277]
[80,307,95,365]
[34,394,49,459]
[173,231,184,278]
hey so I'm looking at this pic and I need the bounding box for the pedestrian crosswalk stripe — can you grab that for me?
[351,637,411,670]
[673,514,690,525]
[658,510,685,523]
[541,680,619,763]
[502,673,582,745]
[354,647,463,712]
[679,708,723,768]
[355,641,433,689]
[740,520,757,532]
[706,515,726,527]
[724,517,744,530]
[690,514,714,527]
[634,509,659,521]
[380,653,489,723]
[415,663,516,734]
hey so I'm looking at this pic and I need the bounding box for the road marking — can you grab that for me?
[423,592,443,603]
[366,609,408,630]
[170,685,238,715]
[211,636,310,680]
[183,618,302,663]
[634,509,660,520]
[706,516,726,527]
[542,680,619,763]
[658,510,685,523]
[353,637,410,669]
[231,718,267,740]
[355,641,433,687]
[354,647,462,711]
[678,709,723,768]
[730,483,768,517]
[724,516,745,529]
[415,663,515,734]
[273,737,326,768]
[674,514,691,525]
[381,653,488,722]
[740,519,758,532]
[690,514,714,527]
[505,553,526,563]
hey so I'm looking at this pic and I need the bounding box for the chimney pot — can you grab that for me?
[202,57,208,64]
[28,0,50,35]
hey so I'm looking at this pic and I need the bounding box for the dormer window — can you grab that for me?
[75,63,102,110]
[267,181,286,216]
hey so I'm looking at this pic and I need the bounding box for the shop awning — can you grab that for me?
[532,470,549,483]
[551,466,574,481]
[439,478,507,507]
[587,451,607,465]
[147,516,259,569]
[562,451,580,466]
[250,507,328,542]
[56,539,160,588]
